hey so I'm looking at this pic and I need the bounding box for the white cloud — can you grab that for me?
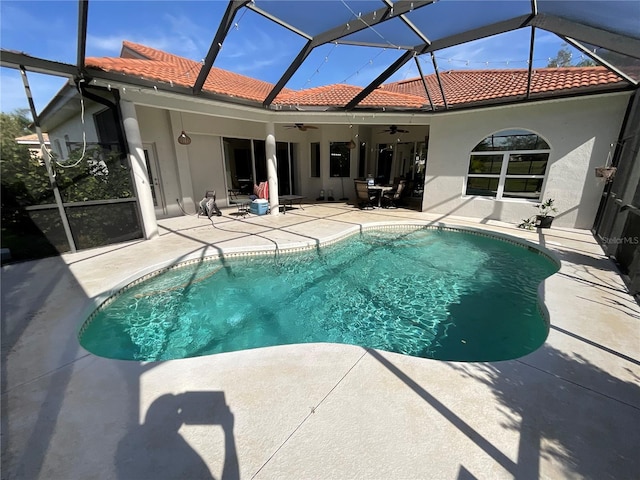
[86,35,127,55]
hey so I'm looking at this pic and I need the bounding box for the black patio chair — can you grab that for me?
[381,180,407,208]
[354,180,378,209]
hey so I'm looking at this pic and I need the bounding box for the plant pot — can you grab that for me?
[595,166,617,181]
[536,215,554,229]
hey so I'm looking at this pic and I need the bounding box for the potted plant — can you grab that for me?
[595,166,617,182]
[519,198,558,230]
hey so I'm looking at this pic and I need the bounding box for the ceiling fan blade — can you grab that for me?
[383,126,409,134]
[288,124,318,131]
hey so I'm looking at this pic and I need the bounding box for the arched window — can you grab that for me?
[465,129,550,200]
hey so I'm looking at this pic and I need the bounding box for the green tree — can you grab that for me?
[1,110,60,260]
[1,109,35,187]
[547,46,573,67]
[575,56,596,67]
[547,46,596,68]
[1,110,54,205]
[1,111,138,261]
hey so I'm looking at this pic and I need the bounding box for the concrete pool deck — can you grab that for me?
[2,202,639,479]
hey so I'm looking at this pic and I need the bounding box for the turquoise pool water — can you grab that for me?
[79,228,559,362]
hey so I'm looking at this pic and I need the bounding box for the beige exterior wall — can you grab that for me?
[423,93,630,229]
[46,87,632,230]
[135,106,184,216]
[47,103,102,159]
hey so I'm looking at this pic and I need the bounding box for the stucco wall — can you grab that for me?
[48,103,102,159]
[135,106,185,216]
[48,90,632,228]
[424,93,630,229]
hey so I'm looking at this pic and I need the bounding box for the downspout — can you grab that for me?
[77,80,157,239]
[77,80,128,155]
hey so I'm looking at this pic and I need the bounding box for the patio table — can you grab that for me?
[367,185,393,207]
[279,195,305,214]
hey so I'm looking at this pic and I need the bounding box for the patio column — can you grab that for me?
[120,99,158,239]
[265,121,279,216]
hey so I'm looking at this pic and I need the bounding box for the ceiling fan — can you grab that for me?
[381,125,409,134]
[285,123,318,132]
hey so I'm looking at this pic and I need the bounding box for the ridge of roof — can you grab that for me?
[121,41,191,65]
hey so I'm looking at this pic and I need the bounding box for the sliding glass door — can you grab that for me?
[223,137,297,196]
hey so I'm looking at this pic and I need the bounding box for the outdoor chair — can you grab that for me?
[381,180,407,208]
[354,180,378,209]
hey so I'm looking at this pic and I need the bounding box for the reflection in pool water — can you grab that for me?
[79,227,559,362]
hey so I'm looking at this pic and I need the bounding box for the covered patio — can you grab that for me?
[2,204,638,479]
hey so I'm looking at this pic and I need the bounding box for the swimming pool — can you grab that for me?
[79,226,559,362]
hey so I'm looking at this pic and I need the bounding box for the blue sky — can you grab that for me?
[0,0,581,114]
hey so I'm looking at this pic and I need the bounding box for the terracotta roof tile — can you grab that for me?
[88,41,291,102]
[15,133,49,143]
[381,67,627,108]
[274,84,425,108]
[87,42,629,109]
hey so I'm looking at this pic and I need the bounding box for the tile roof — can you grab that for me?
[380,68,628,108]
[87,41,291,103]
[86,42,628,110]
[15,133,49,144]
[274,84,426,109]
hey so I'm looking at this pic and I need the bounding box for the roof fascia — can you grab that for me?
[91,77,276,124]
[528,13,640,60]
[193,0,251,95]
[73,75,634,131]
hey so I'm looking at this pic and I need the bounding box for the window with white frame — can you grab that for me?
[465,129,550,201]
